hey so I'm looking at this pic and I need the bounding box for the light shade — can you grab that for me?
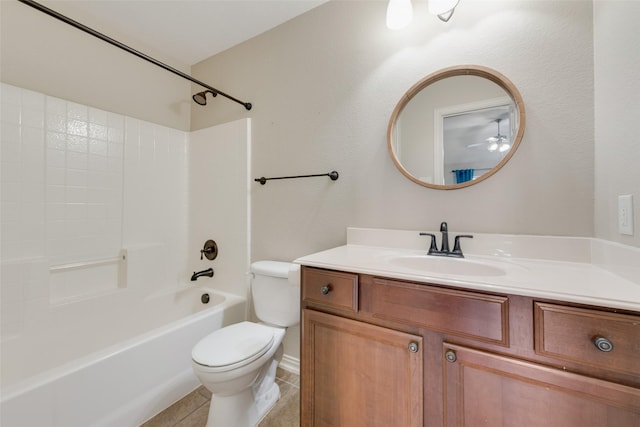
[498,143,511,152]
[428,0,460,22]
[386,0,413,30]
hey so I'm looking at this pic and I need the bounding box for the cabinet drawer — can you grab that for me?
[370,278,509,346]
[302,267,358,312]
[534,302,640,377]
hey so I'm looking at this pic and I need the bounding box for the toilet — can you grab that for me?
[191,261,300,427]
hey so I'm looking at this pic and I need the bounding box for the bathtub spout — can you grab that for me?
[191,268,214,281]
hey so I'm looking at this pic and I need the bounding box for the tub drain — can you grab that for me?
[201,293,210,304]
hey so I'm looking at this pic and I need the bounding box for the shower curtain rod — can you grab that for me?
[17,0,252,111]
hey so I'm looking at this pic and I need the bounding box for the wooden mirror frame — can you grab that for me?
[387,65,526,190]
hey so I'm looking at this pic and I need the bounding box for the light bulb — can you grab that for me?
[488,142,498,152]
[499,143,510,152]
[386,0,413,30]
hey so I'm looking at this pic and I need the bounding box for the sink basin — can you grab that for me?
[388,255,507,277]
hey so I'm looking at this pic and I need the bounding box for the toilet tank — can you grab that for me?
[251,261,300,327]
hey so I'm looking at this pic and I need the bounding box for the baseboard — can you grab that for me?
[279,354,300,375]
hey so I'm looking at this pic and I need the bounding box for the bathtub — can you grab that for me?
[0,287,246,427]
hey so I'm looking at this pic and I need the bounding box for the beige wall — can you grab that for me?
[0,0,191,131]
[594,1,640,248]
[192,0,596,265]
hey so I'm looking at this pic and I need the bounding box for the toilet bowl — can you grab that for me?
[191,261,300,427]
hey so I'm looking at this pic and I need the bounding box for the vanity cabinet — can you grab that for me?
[300,266,640,427]
[301,269,423,426]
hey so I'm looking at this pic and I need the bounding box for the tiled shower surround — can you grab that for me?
[1,82,188,348]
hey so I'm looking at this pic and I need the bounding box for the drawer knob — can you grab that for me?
[593,336,614,352]
[320,285,332,295]
[408,341,419,353]
[445,350,457,363]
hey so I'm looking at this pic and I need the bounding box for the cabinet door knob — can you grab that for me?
[321,285,331,295]
[593,336,614,352]
[445,350,457,363]
[408,341,419,353]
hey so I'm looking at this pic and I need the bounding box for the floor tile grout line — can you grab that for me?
[172,391,210,427]
[278,380,300,388]
[181,399,210,427]
[276,375,300,387]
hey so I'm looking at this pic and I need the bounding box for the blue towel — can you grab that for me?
[455,169,474,184]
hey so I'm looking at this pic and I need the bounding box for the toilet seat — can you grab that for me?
[192,321,275,372]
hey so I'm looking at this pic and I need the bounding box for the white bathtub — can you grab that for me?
[0,287,246,427]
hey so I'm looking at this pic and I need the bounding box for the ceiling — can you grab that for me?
[43,0,328,66]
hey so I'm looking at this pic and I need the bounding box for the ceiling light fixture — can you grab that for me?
[386,0,413,30]
[428,0,460,22]
[487,118,510,153]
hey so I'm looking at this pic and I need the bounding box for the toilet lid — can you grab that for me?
[192,322,275,368]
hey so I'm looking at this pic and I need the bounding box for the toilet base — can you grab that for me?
[205,382,280,427]
[254,358,281,419]
[204,358,281,427]
[255,381,280,425]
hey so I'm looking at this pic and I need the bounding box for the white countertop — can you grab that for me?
[295,239,640,312]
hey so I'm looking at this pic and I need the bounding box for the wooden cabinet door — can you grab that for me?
[443,343,640,427]
[301,309,423,427]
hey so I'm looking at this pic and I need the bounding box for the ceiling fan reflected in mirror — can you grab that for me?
[467,118,510,152]
[487,118,510,152]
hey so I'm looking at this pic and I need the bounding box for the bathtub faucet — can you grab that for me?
[191,268,214,281]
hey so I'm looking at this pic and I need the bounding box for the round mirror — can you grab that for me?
[387,65,525,189]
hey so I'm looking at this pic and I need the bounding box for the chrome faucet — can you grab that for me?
[420,222,473,258]
[191,268,214,281]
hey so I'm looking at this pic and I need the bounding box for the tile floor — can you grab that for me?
[140,368,300,427]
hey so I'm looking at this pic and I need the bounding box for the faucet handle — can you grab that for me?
[452,235,473,257]
[200,239,218,260]
[419,233,439,254]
